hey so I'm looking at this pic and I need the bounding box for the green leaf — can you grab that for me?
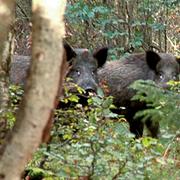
[68,95,79,103]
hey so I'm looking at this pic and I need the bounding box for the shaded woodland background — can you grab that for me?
[15,0,179,57]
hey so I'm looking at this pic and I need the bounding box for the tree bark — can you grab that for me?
[0,0,15,148]
[0,0,66,179]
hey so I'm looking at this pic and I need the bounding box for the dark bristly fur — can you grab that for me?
[10,43,108,95]
[98,51,180,138]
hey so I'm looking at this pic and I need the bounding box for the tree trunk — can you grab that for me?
[0,0,66,179]
[0,0,15,149]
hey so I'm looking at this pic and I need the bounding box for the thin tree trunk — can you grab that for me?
[0,0,15,149]
[0,0,66,179]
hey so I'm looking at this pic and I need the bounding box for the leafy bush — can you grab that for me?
[130,80,180,134]
[25,81,180,179]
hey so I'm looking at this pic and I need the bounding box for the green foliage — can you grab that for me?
[9,85,24,108]
[65,0,179,58]
[25,167,47,180]
[130,80,180,131]
[3,85,24,129]
[25,81,180,179]
[6,81,180,179]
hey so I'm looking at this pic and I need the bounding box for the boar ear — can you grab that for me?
[63,41,76,62]
[146,51,161,70]
[93,47,108,68]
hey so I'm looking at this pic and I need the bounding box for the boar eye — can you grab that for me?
[159,72,165,80]
[172,75,178,81]
[92,70,96,76]
[75,70,81,76]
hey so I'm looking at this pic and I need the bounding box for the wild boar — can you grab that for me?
[10,43,108,95]
[98,51,180,138]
